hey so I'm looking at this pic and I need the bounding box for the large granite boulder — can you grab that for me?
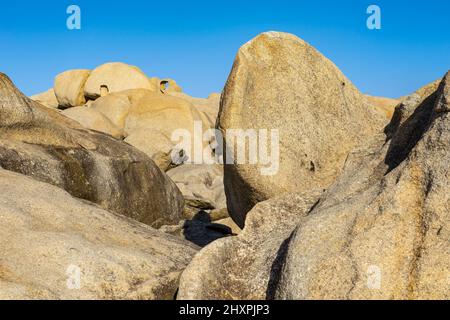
[54,69,91,108]
[62,106,125,139]
[275,72,450,300]
[84,62,157,100]
[0,168,198,300]
[30,88,59,109]
[178,72,450,300]
[217,32,386,227]
[0,73,183,228]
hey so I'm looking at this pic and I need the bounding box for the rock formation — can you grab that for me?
[0,168,198,299]
[178,71,450,300]
[177,190,322,299]
[275,72,450,300]
[167,164,226,211]
[4,30,448,301]
[54,69,91,108]
[84,62,158,100]
[31,88,59,109]
[122,89,211,170]
[91,92,132,130]
[62,106,125,139]
[217,32,387,227]
[160,79,183,93]
[169,92,221,130]
[0,73,183,228]
[365,95,399,119]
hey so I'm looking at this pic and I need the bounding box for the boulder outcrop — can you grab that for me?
[0,73,184,228]
[178,72,450,300]
[31,88,59,109]
[217,32,386,227]
[54,69,91,108]
[84,62,157,100]
[0,169,198,300]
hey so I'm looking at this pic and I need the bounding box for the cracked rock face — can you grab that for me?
[0,169,198,300]
[217,32,387,227]
[275,72,450,300]
[0,73,184,228]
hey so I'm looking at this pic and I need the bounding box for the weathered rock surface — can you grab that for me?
[178,72,450,301]
[30,88,59,109]
[177,191,323,299]
[62,106,125,139]
[160,79,183,93]
[274,72,450,300]
[167,164,226,210]
[84,63,156,100]
[0,169,198,300]
[169,92,220,130]
[124,128,174,170]
[365,95,399,119]
[218,32,386,227]
[160,211,235,248]
[78,88,213,171]
[54,69,90,108]
[0,73,184,228]
[215,217,242,235]
[123,89,211,169]
[91,92,132,130]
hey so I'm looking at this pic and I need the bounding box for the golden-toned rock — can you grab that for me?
[91,92,132,130]
[215,217,242,235]
[62,106,125,139]
[160,79,183,93]
[169,92,220,130]
[88,88,213,170]
[167,164,226,210]
[0,72,184,228]
[30,88,59,109]
[123,90,211,169]
[84,62,156,99]
[54,69,90,108]
[124,128,174,170]
[0,169,198,300]
[218,32,386,227]
[365,95,399,119]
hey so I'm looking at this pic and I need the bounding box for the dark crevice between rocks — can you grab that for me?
[173,287,179,300]
[265,232,295,300]
[182,211,234,247]
[384,92,438,174]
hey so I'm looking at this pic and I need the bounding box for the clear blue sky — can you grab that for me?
[1,0,449,98]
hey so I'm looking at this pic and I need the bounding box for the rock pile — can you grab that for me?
[2,31,446,300]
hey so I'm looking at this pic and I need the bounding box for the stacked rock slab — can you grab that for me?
[54,69,91,108]
[84,62,158,100]
[0,168,198,300]
[0,73,184,228]
[62,106,125,139]
[217,32,386,227]
[30,88,59,109]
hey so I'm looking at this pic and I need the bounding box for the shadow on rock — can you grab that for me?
[183,211,235,247]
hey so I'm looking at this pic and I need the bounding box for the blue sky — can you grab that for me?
[1,1,449,98]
